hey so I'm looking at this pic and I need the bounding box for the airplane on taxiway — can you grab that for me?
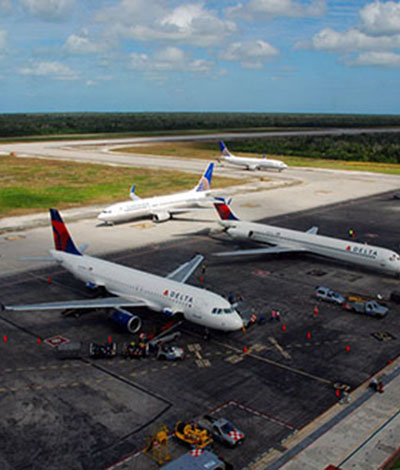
[212,199,400,276]
[219,141,287,172]
[1,209,244,333]
[98,162,215,224]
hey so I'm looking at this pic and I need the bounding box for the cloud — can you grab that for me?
[18,61,79,79]
[20,0,75,21]
[63,32,105,54]
[0,0,11,12]
[350,50,400,66]
[97,1,236,47]
[221,40,279,68]
[227,0,326,19]
[309,27,400,51]
[360,1,400,36]
[130,46,212,74]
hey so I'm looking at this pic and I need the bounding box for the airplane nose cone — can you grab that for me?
[97,213,105,221]
[231,313,244,331]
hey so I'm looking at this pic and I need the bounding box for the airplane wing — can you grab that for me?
[214,246,305,257]
[306,226,319,235]
[166,254,204,283]
[1,296,146,312]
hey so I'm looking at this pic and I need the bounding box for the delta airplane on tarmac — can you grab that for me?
[1,209,244,333]
[98,162,215,224]
[213,200,400,276]
[219,141,287,172]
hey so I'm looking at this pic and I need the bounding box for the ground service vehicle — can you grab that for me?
[197,415,245,447]
[89,342,117,358]
[157,345,185,360]
[315,286,345,305]
[343,300,388,318]
[161,449,229,470]
[174,421,213,449]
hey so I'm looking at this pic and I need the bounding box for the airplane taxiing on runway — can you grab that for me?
[98,162,215,224]
[213,199,400,276]
[219,141,287,172]
[1,209,244,333]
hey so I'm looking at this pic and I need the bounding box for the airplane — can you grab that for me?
[98,162,215,224]
[218,141,287,172]
[0,209,244,333]
[212,199,400,276]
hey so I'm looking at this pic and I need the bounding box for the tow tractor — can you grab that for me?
[174,421,213,449]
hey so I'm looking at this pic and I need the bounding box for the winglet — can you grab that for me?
[219,140,231,157]
[213,197,239,221]
[306,226,319,235]
[50,209,82,256]
[195,162,214,192]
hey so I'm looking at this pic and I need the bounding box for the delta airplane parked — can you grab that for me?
[219,141,287,172]
[1,209,244,333]
[213,200,400,276]
[98,162,215,224]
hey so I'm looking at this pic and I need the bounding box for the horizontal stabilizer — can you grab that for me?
[214,246,303,257]
[19,257,57,262]
[2,296,146,312]
[167,254,204,283]
[306,226,319,235]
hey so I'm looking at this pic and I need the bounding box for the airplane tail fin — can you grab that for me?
[129,185,141,201]
[194,162,214,192]
[213,197,240,221]
[50,209,82,256]
[219,140,231,158]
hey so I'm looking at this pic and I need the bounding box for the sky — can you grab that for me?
[1,0,400,114]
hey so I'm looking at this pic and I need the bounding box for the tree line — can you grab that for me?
[222,133,400,164]
[1,112,400,138]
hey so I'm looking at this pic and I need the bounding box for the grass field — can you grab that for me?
[115,142,400,175]
[0,155,238,218]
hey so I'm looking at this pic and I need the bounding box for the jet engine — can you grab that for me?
[162,307,174,317]
[226,226,252,241]
[110,308,142,333]
[152,211,171,222]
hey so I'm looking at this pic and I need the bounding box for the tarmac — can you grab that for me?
[0,143,400,469]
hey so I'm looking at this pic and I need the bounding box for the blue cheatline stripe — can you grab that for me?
[267,365,400,470]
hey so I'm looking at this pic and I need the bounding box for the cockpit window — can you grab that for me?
[212,307,235,314]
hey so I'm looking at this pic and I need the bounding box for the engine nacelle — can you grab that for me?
[153,211,171,223]
[110,309,142,334]
[162,307,174,317]
[227,226,252,242]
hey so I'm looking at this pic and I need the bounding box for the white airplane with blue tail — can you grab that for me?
[98,162,215,224]
[219,141,287,172]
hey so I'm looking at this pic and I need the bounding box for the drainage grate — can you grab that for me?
[371,331,396,342]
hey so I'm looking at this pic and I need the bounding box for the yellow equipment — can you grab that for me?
[144,425,171,466]
[174,421,213,449]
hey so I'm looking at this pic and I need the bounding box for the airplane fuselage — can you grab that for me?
[98,189,211,223]
[52,250,243,331]
[221,220,400,275]
[221,155,287,172]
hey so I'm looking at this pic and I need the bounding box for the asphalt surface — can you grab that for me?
[1,128,400,175]
[1,190,399,470]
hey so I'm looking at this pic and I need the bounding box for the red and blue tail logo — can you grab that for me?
[214,200,239,221]
[50,209,82,256]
